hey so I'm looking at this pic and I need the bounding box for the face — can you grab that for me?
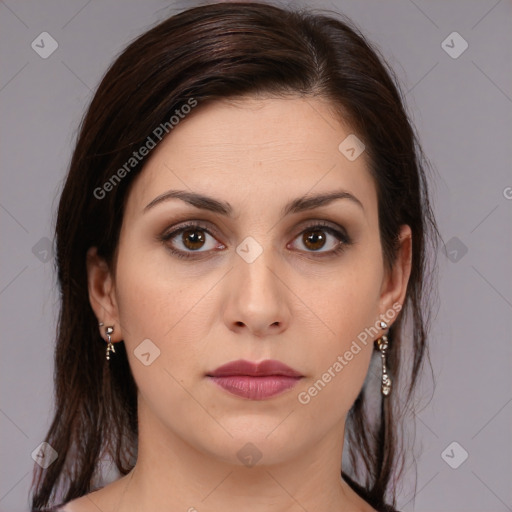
[87,95,411,468]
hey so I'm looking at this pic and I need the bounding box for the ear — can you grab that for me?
[378,224,412,325]
[86,246,123,342]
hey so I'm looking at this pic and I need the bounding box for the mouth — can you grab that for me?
[206,359,304,400]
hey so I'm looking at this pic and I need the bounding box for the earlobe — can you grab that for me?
[379,224,413,321]
[86,247,122,341]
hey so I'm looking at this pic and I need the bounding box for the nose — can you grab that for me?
[223,246,290,338]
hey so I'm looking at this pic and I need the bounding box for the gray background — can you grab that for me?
[1,1,511,511]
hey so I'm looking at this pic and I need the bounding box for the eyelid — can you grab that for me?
[160,218,348,240]
[160,215,220,233]
[293,218,348,236]
[160,220,222,245]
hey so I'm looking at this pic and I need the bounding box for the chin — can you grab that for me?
[197,424,304,467]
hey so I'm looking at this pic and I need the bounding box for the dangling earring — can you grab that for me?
[104,325,116,361]
[375,320,392,396]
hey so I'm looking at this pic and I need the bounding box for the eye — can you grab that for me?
[160,222,224,259]
[289,222,351,256]
[159,220,352,260]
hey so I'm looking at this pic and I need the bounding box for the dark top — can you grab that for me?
[342,473,401,511]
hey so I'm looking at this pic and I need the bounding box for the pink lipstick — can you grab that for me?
[206,359,303,400]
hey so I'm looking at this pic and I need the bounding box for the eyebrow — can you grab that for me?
[143,189,364,217]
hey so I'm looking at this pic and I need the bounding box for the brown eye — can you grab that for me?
[181,228,207,250]
[160,221,350,261]
[160,222,224,260]
[302,229,327,251]
[289,223,351,257]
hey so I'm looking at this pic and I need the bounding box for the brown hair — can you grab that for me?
[30,2,440,510]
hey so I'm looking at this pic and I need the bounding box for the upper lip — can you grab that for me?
[207,359,303,378]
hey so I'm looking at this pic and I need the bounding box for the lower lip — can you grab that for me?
[207,375,301,400]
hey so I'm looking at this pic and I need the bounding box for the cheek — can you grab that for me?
[305,250,382,339]
[294,253,382,405]
[113,243,215,375]
[294,290,377,418]
[114,233,191,339]
[113,257,208,424]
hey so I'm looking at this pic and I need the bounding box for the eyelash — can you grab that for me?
[158,220,352,260]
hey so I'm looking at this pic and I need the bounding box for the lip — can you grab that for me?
[206,359,303,400]
[208,359,303,378]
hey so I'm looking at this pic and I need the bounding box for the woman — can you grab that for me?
[30,2,440,511]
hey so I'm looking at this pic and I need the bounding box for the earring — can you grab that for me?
[375,320,392,396]
[105,325,116,361]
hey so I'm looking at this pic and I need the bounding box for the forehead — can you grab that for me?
[125,95,377,219]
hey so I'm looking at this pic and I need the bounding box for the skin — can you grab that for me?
[72,95,412,512]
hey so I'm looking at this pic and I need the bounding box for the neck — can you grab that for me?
[109,399,373,512]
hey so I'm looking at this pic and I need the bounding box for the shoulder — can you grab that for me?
[41,475,129,512]
[32,506,74,512]
[33,475,131,512]
[46,493,106,512]
[32,490,105,512]
[32,501,84,512]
